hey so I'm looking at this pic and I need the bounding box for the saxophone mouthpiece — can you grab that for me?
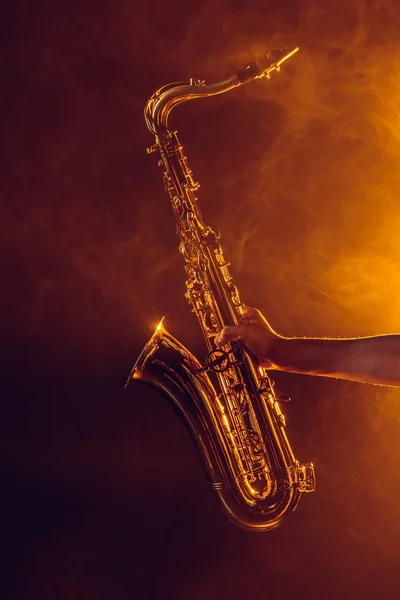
[237,46,299,84]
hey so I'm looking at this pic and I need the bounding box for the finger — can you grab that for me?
[215,324,248,346]
[241,305,263,323]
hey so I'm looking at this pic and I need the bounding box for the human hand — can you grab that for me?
[215,306,282,368]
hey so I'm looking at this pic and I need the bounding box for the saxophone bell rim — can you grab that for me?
[124,317,166,389]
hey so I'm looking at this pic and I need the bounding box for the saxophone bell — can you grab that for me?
[126,320,312,531]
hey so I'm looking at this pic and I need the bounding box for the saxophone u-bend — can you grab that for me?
[126,47,315,531]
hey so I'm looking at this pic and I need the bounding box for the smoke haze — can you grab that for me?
[2,0,400,598]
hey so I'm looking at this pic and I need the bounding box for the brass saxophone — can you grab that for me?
[126,47,315,531]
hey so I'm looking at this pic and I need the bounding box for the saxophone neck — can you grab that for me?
[145,77,238,138]
[145,46,299,137]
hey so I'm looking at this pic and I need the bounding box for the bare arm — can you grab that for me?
[215,307,400,387]
[267,335,400,386]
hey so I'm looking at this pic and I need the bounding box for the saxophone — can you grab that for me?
[126,47,315,531]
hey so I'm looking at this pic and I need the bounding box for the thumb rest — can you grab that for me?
[125,46,315,531]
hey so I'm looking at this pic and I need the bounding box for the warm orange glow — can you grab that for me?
[240,46,400,339]
[9,1,400,597]
[155,317,165,332]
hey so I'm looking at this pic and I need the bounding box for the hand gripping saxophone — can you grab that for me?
[126,47,315,531]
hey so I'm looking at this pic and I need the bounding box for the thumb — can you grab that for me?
[215,324,247,347]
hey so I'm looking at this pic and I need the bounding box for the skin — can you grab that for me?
[215,306,400,387]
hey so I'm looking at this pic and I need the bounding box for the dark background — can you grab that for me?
[2,0,400,598]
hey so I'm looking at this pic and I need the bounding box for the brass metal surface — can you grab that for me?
[126,47,315,531]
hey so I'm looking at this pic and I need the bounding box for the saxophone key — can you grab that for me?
[146,143,158,154]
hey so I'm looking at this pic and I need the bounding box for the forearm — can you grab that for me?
[270,335,400,386]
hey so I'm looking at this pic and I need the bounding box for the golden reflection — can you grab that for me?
[155,317,165,332]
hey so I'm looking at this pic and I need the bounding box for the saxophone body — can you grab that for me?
[126,47,315,531]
